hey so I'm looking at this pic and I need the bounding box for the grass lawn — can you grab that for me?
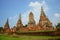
[0,34,60,40]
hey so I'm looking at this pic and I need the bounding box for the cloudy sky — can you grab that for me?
[0,0,60,28]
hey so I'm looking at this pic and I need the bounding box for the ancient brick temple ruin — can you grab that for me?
[2,6,55,34]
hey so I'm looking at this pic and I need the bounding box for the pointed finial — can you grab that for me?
[40,6,46,17]
[4,18,9,29]
[6,18,9,23]
[4,18,9,26]
[30,12,33,15]
[41,6,43,11]
[19,13,21,19]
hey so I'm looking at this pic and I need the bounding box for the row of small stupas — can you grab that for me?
[3,6,55,33]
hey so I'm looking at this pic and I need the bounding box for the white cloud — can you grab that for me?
[29,1,49,12]
[9,15,17,20]
[53,13,60,26]
[9,15,18,27]
[22,1,49,25]
[22,11,30,25]
[54,13,60,18]
[29,1,41,9]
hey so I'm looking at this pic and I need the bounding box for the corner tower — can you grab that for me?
[16,14,23,28]
[4,18,10,33]
[4,18,10,29]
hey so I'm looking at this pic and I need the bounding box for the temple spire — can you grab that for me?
[41,6,46,17]
[4,18,10,29]
[6,18,8,24]
[16,14,23,28]
[41,6,43,12]
[27,12,36,27]
[38,6,52,28]
[40,6,47,21]
[19,14,21,20]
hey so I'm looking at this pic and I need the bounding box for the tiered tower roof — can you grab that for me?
[28,12,36,27]
[4,18,10,29]
[16,14,23,28]
[39,6,52,27]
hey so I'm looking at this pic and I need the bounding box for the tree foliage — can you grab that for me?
[0,27,3,32]
[56,23,60,28]
[0,27,3,30]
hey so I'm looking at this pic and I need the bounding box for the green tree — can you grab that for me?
[56,23,60,28]
[0,27,3,32]
[0,27,3,29]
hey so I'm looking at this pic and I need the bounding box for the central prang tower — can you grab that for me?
[39,6,52,28]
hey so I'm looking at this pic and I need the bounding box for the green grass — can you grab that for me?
[0,34,60,40]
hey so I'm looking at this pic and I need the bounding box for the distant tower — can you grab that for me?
[4,18,10,33]
[27,12,36,27]
[16,14,23,28]
[4,18,10,30]
[39,6,52,28]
